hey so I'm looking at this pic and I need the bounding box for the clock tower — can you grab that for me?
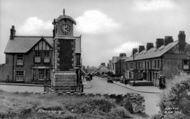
[51,9,83,92]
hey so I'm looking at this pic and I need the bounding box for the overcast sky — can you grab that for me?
[1,0,190,66]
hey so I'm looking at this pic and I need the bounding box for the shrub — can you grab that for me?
[159,74,190,117]
[152,112,187,119]
[151,113,162,119]
[66,98,115,114]
[163,112,187,119]
[122,93,145,113]
[62,112,77,119]
[109,106,131,119]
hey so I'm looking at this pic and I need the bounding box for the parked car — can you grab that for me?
[107,78,113,83]
[112,77,120,82]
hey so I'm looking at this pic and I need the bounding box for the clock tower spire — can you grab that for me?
[63,8,65,15]
[52,8,76,37]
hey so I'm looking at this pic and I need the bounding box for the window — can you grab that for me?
[15,71,24,82]
[44,51,50,63]
[16,71,24,76]
[16,54,24,66]
[158,60,160,69]
[34,57,41,63]
[183,59,189,70]
[34,51,41,63]
[44,57,50,63]
[153,60,156,69]
[17,54,23,60]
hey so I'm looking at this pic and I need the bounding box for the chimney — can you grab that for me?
[156,38,164,48]
[132,48,138,55]
[119,53,126,57]
[10,25,16,40]
[139,45,145,52]
[146,43,154,50]
[178,31,186,51]
[164,36,173,45]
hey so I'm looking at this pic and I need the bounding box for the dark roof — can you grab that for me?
[55,15,76,25]
[126,40,178,61]
[4,36,53,53]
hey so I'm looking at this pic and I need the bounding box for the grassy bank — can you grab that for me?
[0,90,148,119]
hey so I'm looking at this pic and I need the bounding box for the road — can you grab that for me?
[84,76,161,117]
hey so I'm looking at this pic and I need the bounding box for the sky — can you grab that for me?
[0,0,190,66]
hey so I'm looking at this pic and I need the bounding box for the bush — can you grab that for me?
[163,112,187,119]
[109,106,131,119]
[122,93,145,113]
[152,112,187,119]
[151,113,162,119]
[159,74,190,117]
[62,112,77,119]
[66,98,115,114]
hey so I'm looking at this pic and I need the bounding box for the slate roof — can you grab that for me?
[97,65,109,73]
[126,40,179,61]
[4,36,53,53]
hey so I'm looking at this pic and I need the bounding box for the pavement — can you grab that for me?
[114,81,163,94]
[0,82,43,87]
[83,81,92,89]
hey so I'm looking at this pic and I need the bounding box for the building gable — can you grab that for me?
[4,36,53,54]
[32,38,52,51]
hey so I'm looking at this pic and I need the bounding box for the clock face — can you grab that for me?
[61,24,71,34]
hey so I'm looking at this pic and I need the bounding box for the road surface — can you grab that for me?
[84,76,161,117]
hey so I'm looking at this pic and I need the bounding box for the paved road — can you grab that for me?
[84,77,161,117]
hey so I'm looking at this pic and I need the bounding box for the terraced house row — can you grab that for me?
[108,31,190,86]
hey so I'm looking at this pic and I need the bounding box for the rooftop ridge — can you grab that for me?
[15,35,53,38]
[126,40,178,61]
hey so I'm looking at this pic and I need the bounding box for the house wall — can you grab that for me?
[0,45,53,83]
[162,53,190,80]
[124,42,190,87]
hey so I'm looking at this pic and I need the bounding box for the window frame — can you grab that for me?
[16,54,24,66]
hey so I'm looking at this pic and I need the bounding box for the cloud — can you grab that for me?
[18,17,52,35]
[76,10,120,34]
[114,41,141,55]
[134,0,177,11]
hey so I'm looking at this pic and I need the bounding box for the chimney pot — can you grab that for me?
[156,38,164,48]
[132,48,138,55]
[178,31,186,43]
[139,45,145,52]
[146,43,154,50]
[10,25,16,40]
[119,53,126,57]
[178,31,186,51]
[164,36,173,45]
